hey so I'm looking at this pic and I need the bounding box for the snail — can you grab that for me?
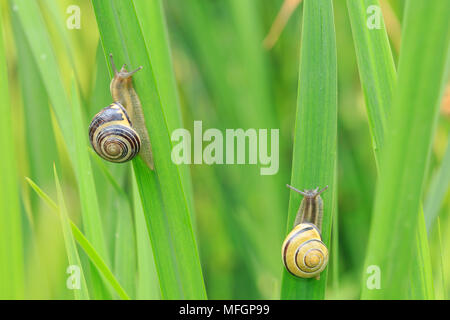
[89,53,154,169]
[88,102,140,163]
[282,184,329,279]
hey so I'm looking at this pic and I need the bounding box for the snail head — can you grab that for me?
[286,184,328,198]
[109,53,143,79]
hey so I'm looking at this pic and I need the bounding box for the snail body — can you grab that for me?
[89,54,154,169]
[282,185,329,279]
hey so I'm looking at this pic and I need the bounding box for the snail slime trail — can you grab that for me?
[170,120,279,175]
[282,185,329,279]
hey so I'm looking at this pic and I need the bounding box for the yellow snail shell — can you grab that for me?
[281,222,329,278]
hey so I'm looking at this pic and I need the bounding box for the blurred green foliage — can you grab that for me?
[0,0,448,299]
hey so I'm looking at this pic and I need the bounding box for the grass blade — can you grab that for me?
[132,173,160,299]
[346,0,396,164]
[425,136,450,233]
[10,9,56,193]
[132,0,194,217]
[410,214,434,299]
[53,165,89,300]
[347,0,434,299]
[71,222,130,300]
[435,218,448,300]
[70,78,108,257]
[69,77,111,298]
[361,0,450,299]
[25,178,58,211]
[0,13,24,299]
[25,177,131,300]
[280,0,337,299]
[113,195,137,299]
[12,0,73,158]
[12,0,110,277]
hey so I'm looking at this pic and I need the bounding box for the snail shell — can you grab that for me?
[282,185,329,279]
[281,222,329,278]
[89,102,141,163]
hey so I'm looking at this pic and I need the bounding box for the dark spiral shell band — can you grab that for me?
[294,239,325,273]
[89,103,140,163]
[95,125,140,162]
[281,223,328,278]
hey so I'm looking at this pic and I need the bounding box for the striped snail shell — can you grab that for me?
[282,185,329,279]
[282,222,328,279]
[89,102,141,163]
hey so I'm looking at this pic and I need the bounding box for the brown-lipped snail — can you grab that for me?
[88,53,154,169]
[282,184,329,279]
[89,102,140,163]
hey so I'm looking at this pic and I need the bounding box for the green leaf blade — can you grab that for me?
[280,0,338,300]
[361,0,450,299]
[26,177,131,300]
[346,0,396,162]
[347,0,435,299]
[53,166,90,300]
[0,11,25,299]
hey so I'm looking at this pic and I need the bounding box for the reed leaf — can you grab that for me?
[0,12,24,299]
[361,0,450,299]
[280,0,337,300]
[347,0,434,299]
